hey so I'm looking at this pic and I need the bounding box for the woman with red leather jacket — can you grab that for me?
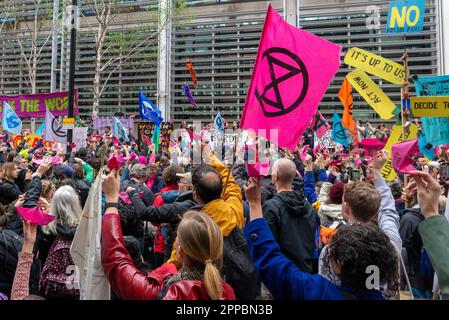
[101,169,235,300]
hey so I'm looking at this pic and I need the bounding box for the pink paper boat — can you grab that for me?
[16,206,55,226]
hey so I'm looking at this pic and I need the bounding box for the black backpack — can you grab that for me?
[0,228,23,297]
[222,226,258,300]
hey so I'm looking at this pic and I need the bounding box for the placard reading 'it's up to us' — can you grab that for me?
[344,47,406,85]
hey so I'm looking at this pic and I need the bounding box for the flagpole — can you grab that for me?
[401,35,410,206]
[67,0,77,156]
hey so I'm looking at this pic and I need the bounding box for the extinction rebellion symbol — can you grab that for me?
[255,47,309,117]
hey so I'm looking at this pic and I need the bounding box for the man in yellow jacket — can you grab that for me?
[127,146,244,268]
[167,150,244,266]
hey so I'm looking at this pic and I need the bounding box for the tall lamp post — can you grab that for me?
[66,0,77,156]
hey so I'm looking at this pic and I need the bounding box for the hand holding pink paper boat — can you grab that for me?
[391,139,420,174]
[16,206,55,226]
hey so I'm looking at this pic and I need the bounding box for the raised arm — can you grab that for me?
[102,170,177,300]
[371,150,401,249]
[243,177,341,300]
[412,171,449,299]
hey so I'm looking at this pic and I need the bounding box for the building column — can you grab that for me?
[438,0,449,74]
[157,0,172,121]
[284,0,299,27]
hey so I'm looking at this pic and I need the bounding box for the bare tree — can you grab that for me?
[0,0,60,94]
[77,0,186,116]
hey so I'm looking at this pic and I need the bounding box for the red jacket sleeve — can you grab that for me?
[101,213,177,300]
[153,194,164,207]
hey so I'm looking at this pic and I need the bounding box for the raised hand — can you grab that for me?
[409,171,441,218]
[102,169,120,203]
[22,221,37,253]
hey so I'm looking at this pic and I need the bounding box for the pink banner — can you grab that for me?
[240,5,341,150]
[391,139,420,174]
[0,89,79,118]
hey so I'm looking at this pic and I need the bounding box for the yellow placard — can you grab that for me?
[381,124,419,181]
[411,96,449,117]
[62,117,75,125]
[344,47,406,85]
[347,69,399,120]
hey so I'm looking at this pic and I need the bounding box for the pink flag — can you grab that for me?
[246,161,270,177]
[310,111,331,138]
[391,139,420,174]
[240,5,341,150]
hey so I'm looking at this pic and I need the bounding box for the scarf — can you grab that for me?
[166,267,204,286]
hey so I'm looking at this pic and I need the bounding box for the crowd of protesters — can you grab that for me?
[0,118,448,301]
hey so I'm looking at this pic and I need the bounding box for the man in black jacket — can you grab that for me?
[262,158,316,273]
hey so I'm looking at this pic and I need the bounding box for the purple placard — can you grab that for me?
[93,116,134,133]
[0,89,79,118]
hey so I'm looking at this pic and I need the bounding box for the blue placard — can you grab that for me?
[386,0,425,34]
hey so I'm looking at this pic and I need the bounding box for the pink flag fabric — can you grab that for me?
[16,206,55,226]
[391,139,420,174]
[246,161,270,177]
[310,111,331,138]
[240,5,341,150]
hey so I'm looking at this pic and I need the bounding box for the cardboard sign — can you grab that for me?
[12,134,40,148]
[314,130,337,149]
[381,124,419,181]
[386,0,425,34]
[410,96,449,117]
[347,69,399,120]
[344,48,406,85]
[137,122,174,152]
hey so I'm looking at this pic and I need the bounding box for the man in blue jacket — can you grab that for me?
[243,177,400,300]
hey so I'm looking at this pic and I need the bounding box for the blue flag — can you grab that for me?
[2,101,22,135]
[36,121,45,136]
[113,116,130,142]
[331,112,349,148]
[418,132,435,160]
[214,112,225,134]
[139,92,163,126]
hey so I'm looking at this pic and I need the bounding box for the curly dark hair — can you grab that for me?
[322,223,399,298]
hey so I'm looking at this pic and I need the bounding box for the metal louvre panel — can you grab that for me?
[1,0,440,123]
[171,0,439,123]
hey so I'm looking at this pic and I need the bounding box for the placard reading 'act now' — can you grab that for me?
[410,96,449,117]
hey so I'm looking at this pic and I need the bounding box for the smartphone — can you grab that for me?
[441,164,449,179]
[352,169,361,181]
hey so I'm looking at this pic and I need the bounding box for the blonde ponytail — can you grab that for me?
[177,211,225,300]
[203,260,223,300]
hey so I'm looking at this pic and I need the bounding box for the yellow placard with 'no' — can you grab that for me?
[381,124,419,181]
[347,69,400,120]
[411,96,449,117]
[344,47,406,85]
